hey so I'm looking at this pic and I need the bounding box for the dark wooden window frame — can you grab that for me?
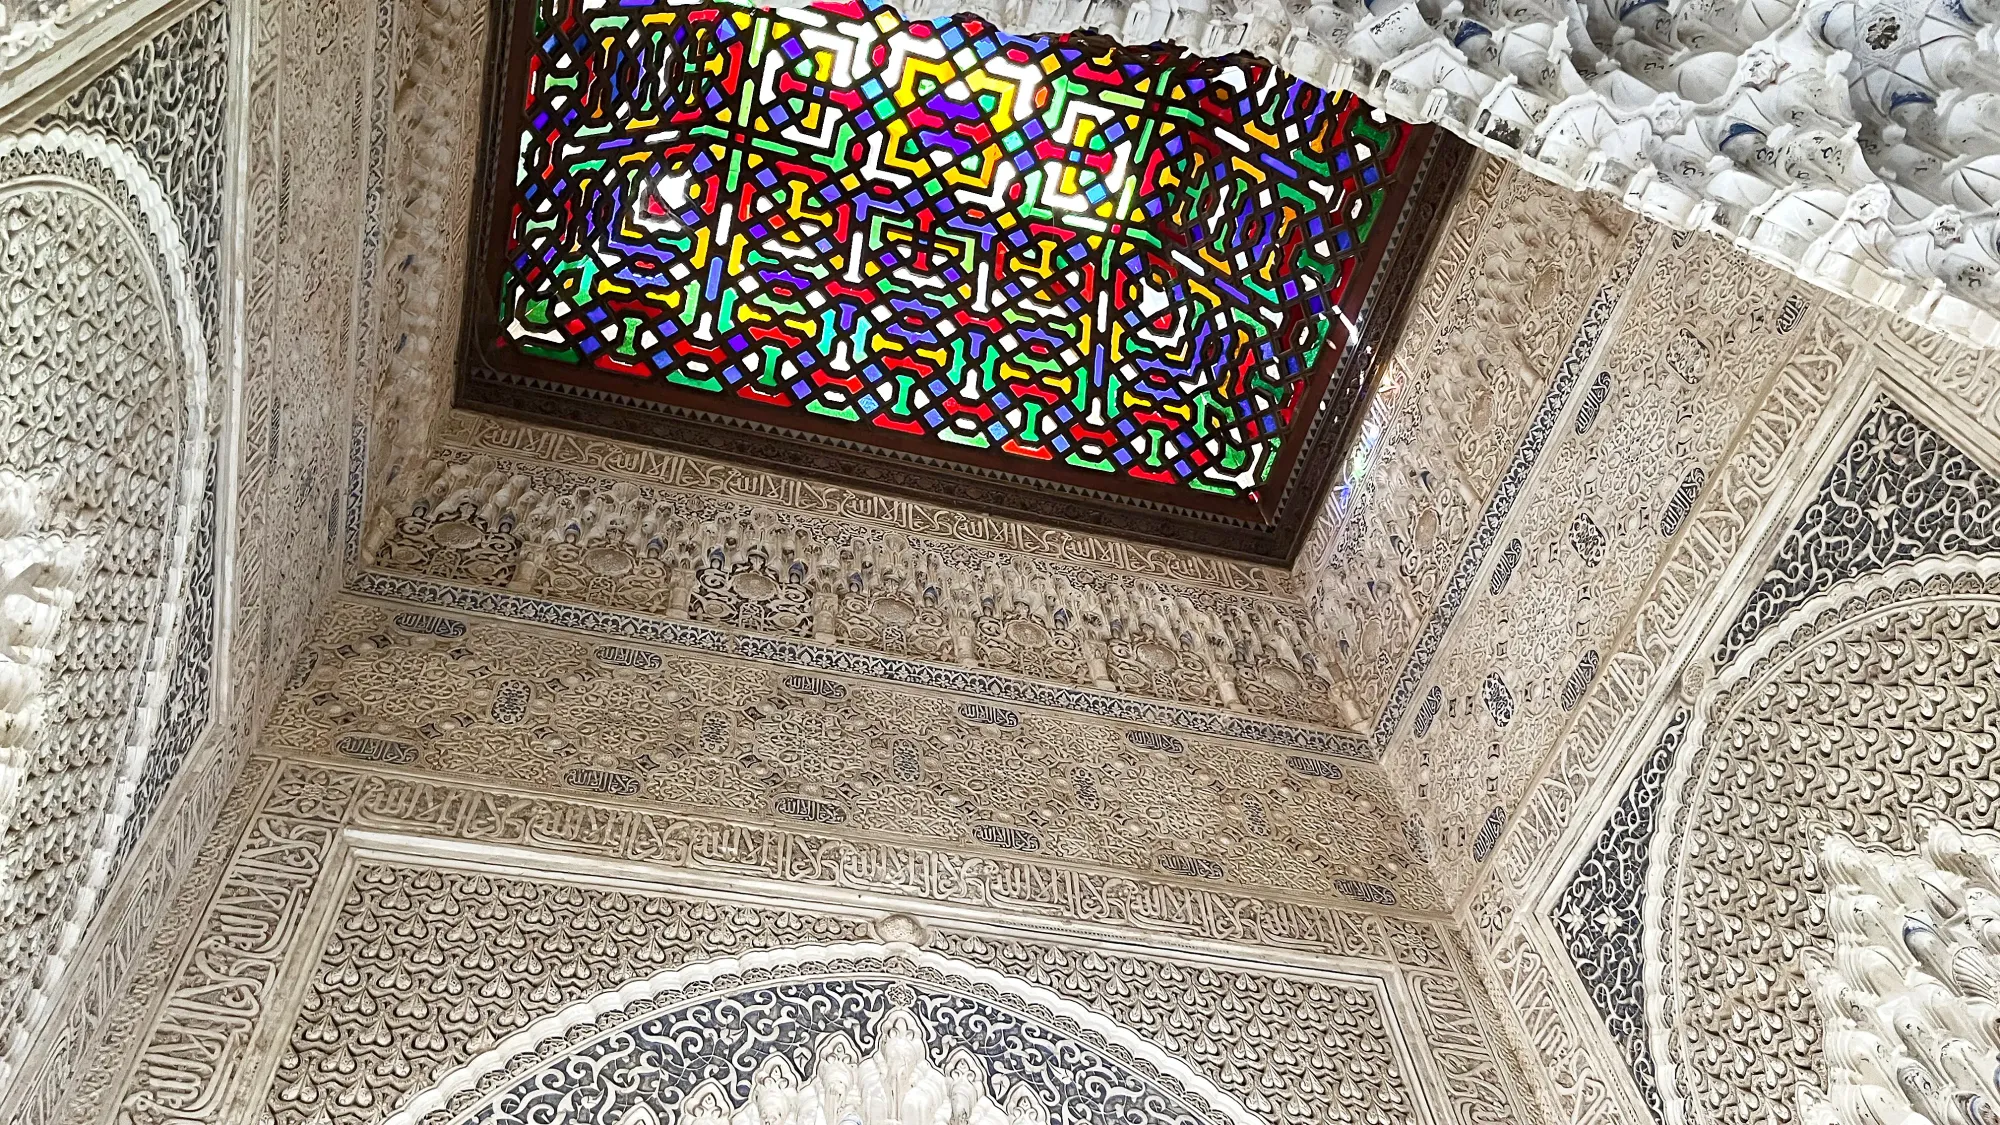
[453,0,1472,564]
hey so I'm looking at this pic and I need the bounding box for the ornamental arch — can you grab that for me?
[1645,556,2000,1125]
[0,128,211,1072]
[385,942,1268,1125]
[1523,388,2000,1125]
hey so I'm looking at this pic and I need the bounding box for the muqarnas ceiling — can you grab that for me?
[458,0,1467,560]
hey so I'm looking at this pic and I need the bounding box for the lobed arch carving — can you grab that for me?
[1642,553,2000,1125]
[385,942,1264,1125]
[0,126,210,1078]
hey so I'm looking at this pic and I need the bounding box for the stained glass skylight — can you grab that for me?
[460,0,1463,560]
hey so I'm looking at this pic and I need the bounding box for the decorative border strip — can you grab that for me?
[344,418,366,563]
[1711,395,2000,664]
[315,758,1433,927]
[340,0,396,568]
[346,569,1375,758]
[1373,238,1642,748]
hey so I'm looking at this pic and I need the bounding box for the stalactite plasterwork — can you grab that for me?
[367,452,1351,730]
[1801,824,2000,1125]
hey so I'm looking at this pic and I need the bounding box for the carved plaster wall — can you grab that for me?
[1377,225,1832,895]
[364,428,1356,737]
[354,0,486,552]
[267,598,1433,907]
[42,139,1680,1125]
[73,742,1535,1125]
[228,0,374,699]
[1650,562,2000,1125]
[0,9,230,1115]
[13,5,2000,1125]
[1304,157,1637,726]
[0,0,447,1110]
[336,140,1981,928]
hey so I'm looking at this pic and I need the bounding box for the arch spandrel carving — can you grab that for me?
[0,128,208,1080]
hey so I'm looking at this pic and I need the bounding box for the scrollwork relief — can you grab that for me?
[92,731,1536,1125]
[1477,313,1860,921]
[39,4,227,367]
[1549,711,1683,1122]
[0,10,243,1115]
[49,756,275,1125]
[1878,315,2000,431]
[1307,170,1635,726]
[269,599,1435,907]
[1717,396,2000,663]
[271,868,1426,1125]
[1470,368,2000,1125]
[39,16,2000,1125]
[230,0,377,728]
[115,450,216,865]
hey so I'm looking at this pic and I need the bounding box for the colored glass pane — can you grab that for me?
[499,0,1413,498]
